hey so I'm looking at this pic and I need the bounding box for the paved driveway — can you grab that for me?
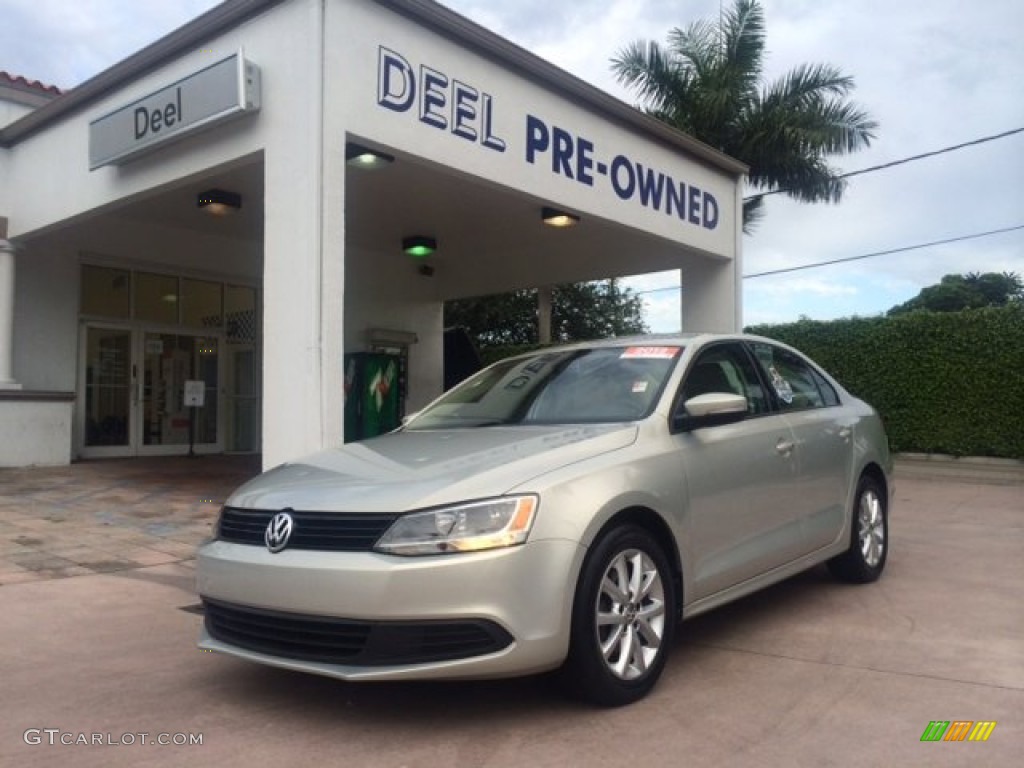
[0,457,1021,767]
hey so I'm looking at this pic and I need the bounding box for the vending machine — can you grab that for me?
[343,352,404,442]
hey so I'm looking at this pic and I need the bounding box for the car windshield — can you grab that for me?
[406,345,683,429]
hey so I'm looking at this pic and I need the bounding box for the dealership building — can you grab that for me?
[0,0,745,469]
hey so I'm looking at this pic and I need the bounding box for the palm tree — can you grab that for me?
[612,0,878,230]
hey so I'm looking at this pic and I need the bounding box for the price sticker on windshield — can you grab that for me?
[620,346,680,359]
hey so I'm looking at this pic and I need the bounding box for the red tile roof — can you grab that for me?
[0,71,63,96]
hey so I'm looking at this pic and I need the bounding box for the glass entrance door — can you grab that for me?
[83,327,132,452]
[79,326,223,457]
[140,333,221,452]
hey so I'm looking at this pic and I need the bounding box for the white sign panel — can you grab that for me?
[183,380,206,408]
[89,51,261,170]
[338,16,737,256]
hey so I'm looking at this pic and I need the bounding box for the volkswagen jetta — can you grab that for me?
[197,334,892,706]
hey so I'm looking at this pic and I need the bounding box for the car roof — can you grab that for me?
[502,333,778,357]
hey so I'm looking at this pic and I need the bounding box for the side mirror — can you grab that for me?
[672,392,748,432]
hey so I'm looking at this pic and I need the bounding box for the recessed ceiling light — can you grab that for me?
[402,236,437,258]
[346,143,395,169]
[197,189,242,216]
[542,206,580,228]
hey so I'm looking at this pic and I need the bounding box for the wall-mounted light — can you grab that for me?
[402,236,437,258]
[346,142,394,169]
[197,189,242,216]
[542,206,580,228]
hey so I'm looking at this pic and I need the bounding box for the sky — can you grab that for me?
[2,0,1022,329]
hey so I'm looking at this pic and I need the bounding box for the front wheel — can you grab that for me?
[562,525,676,707]
[827,474,887,583]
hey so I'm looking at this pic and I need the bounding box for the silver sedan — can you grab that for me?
[197,334,892,706]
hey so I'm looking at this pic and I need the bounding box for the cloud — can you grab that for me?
[0,0,220,88]
[747,278,858,299]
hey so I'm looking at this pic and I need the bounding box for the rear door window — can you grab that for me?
[747,342,837,411]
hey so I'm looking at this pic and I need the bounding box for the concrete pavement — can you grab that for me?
[0,456,1021,767]
[0,456,259,586]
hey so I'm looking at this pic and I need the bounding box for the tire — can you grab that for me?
[562,525,676,707]
[827,474,887,583]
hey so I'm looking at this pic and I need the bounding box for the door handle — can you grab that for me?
[838,427,852,441]
[776,438,794,456]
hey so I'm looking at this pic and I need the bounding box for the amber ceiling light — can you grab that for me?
[542,206,580,228]
[197,189,242,216]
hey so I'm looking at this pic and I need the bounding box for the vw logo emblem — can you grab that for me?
[265,511,294,553]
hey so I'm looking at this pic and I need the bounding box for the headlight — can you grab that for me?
[374,495,538,556]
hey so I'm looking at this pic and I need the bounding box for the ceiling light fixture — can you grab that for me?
[346,142,395,169]
[402,236,437,258]
[197,189,242,216]
[542,207,580,228]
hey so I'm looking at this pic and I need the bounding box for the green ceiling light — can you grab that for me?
[402,236,437,258]
[542,206,580,228]
[346,142,394,169]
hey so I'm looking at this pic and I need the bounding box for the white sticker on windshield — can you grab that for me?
[632,381,649,393]
[621,346,679,359]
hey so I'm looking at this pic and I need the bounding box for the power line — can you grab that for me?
[743,126,1024,202]
[744,224,1024,279]
[632,224,1024,294]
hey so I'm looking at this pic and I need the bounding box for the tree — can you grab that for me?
[445,279,648,349]
[611,0,877,230]
[888,272,1023,315]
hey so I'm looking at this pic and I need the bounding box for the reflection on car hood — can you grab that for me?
[227,424,639,512]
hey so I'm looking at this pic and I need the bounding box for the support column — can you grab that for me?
[680,258,740,333]
[0,217,22,390]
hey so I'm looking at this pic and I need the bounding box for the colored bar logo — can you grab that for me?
[920,721,996,742]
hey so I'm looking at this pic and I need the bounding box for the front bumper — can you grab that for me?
[196,537,584,681]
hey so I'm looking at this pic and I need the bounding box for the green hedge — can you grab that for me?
[746,305,1024,459]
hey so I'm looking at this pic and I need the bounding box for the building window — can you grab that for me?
[80,265,130,319]
[135,272,179,325]
[182,278,223,329]
[225,284,257,343]
[80,264,256,334]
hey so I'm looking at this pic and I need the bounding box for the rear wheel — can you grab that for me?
[827,474,887,583]
[562,525,676,706]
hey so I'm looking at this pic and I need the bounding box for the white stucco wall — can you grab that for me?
[12,249,78,391]
[0,401,73,466]
[0,100,36,130]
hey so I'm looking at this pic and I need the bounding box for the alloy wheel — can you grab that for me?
[594,548,667,681]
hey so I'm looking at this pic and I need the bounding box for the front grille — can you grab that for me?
[203,599,514,666]
[217,507,398,551]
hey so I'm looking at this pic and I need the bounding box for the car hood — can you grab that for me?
[227,424,638,512]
